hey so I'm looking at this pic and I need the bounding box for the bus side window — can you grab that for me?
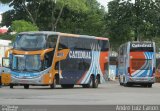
[47,35,58,48]
[58,36,68,50]
[99,40,109,51]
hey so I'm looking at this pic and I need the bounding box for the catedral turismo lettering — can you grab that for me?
[131,43,152,48]
[69,51,91,59]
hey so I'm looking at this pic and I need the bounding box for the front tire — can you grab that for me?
[50,78,56,89]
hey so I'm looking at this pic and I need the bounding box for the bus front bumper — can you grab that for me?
[128,77,155,83]
[11,76,44,85]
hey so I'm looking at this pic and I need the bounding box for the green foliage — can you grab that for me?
[106,0,160,50]
[57,0,88,12]
[0,34,16,41]
[11,20,39,33]
[2,0,160,51]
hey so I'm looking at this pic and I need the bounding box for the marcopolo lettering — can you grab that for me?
[131,43,152,48]
[69,51,91,59]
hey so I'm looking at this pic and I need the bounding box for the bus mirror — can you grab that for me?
[2,57,10,68]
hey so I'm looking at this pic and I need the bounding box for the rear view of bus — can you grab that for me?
[118,41,155,87]
[128,41,156,87]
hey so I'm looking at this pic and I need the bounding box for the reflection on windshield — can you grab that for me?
[12,55,41,72]
[14,34,46,50]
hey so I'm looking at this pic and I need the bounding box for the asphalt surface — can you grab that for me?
[0,81,160,105]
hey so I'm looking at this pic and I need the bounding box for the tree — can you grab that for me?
[106,0,160,50]
[0,0,88,31]
[11,20,39,33]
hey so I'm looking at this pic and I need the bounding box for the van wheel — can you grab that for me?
[10,84,14,89]
[24,85,29,89]
[50,78,56,89]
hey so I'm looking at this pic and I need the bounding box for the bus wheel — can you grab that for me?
[87,76,94,88]
[82,84,88,88]
[126,83,132,87]
[24,85,29,89]
[147,84,152,88]
[82,76,94,88]
[93,77,99,88]
[61,84,74,88]
[10,84,14,89]
[50,78,56,89]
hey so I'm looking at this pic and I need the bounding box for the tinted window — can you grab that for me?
[47,35,58,48]
[58,36,73,50]
[60,59,90,71]
[59,36,94,50]
[99,40,109,51]
[58,36,109,51]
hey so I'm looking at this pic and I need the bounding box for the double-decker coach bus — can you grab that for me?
[1,31,109,89]
[118,41,156,87]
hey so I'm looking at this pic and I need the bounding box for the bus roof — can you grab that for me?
[19,31,109,40]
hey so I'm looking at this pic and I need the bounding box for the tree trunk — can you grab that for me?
[52,5,64,31]
[22,0,36,25]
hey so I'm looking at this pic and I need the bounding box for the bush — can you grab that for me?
[0,34,16,42]
[11,20,39,33]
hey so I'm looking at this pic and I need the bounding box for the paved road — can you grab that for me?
[0,81,160,105]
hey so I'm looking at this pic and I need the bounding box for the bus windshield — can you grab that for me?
[12,55,41,72]
[14,34,46,50]
[131,59,152,70]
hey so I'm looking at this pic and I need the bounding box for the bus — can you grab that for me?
[1,31,109,89]
[118,41,156,87]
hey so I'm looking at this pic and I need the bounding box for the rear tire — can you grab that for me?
[93,77,99,88]
[82,76,94,88]
[24,85,29,89]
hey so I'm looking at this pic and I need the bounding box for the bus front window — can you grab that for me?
[14,34,46,50]
[12,55,41,72]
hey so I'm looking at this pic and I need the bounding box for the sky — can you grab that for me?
[0,4,11,14]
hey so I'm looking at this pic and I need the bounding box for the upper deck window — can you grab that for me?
[14,34,46,50]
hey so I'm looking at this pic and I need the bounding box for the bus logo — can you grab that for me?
[69,51,91,59]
